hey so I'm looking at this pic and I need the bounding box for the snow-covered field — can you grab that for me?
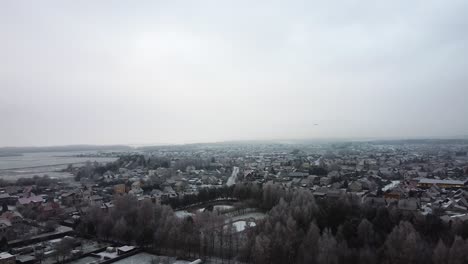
[0,151,117,180]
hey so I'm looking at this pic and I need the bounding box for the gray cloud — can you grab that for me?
[1,0,468,146]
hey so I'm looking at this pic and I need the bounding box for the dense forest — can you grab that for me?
[77,182,468,264]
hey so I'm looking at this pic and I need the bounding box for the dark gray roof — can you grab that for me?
[419,178,467,185]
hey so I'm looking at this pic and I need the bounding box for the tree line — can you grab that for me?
[0,175,58,187]
[73,155,225,181]
[78,182,468,264]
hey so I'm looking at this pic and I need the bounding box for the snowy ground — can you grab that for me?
[96,251,118,259]
[112,252,190,264]
[68,256,100,264]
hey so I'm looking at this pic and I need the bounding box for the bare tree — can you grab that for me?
[253,234,271,264]
[433,239,448,264]
[317,228,338,264]
[54,237,75,263]
[359,246,377,264]
[357,219,376,247]
[384,221,426,264]
[98,215,113,240]
[298,222,320,264]
[113,218,129,242]
[44,220,58,232]
[448,236,466,264]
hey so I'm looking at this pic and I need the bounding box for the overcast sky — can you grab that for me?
[1,1,468,146]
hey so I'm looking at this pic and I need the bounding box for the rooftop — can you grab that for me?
[419,178,467,185]
[0,252,14,259]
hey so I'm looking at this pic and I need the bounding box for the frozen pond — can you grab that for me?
[224,210,265,232]
[232,220,256,232]
[175,210,194,218]
[213,205,234,211]
[193,204,235,213]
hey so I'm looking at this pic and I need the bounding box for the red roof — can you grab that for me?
[18,195,43,205]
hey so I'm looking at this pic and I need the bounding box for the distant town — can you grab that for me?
[1,139,468,264]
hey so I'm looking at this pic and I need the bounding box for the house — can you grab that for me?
[0,194,17,206]
[457,197,468,208]
[174,181,187,192]
[328,171,341,179]
[151,189,163,198]
[307,175,320,186]
[100,202,115,212]
[85,195,103,206]
[243,170,255,180]
[128,184,143,196]
[0,252,15,264]
[384,185,406,200]
[379,168,396,179]
[398,198,419,211]
[417,178,467,189]
[39,202,61,219]
[331,182,343,189]
[0,219,11,235]
[0,211,23,225]
[131,181,142,190]
[288,172,309,178]
[114,184,127,195]
[320,177,331,186]
[17,195,43,208]
[61,191,79,206]
[327,189,344,199]
[61,207,78,217]
[348,181,363,192]
[117,246,135,255]
[363,197,387,207]
[163,187,177,198]
[4,186,20,196]
[21,186,34,197]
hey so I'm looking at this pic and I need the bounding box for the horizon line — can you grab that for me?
[1,135,468,149]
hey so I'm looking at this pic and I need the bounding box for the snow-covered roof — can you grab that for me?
[117,246,135,252]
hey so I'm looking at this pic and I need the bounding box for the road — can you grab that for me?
[226,166,239,186]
